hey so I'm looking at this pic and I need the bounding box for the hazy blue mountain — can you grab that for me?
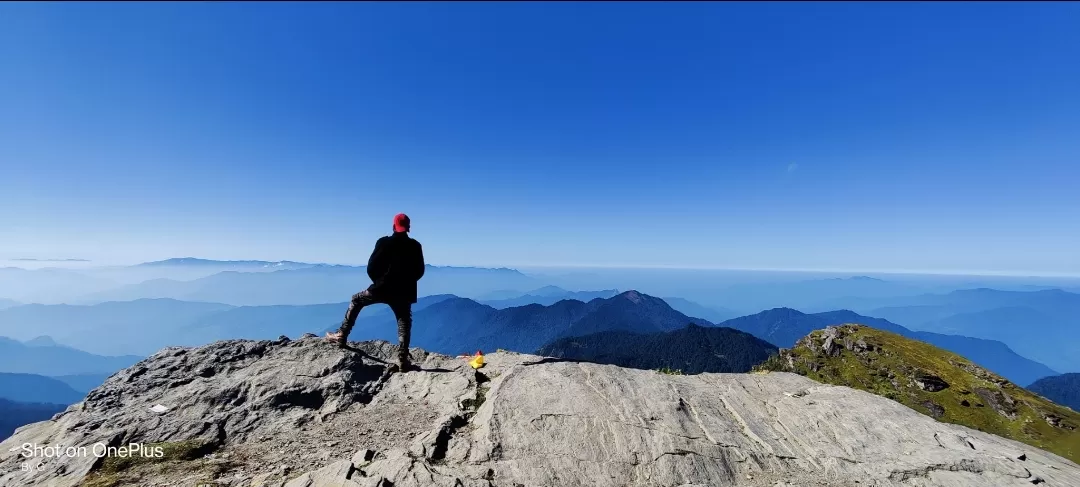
[345,290,706,357]
[843,288,1080,321]
[712,276,926,313]
[875,305,1058,335]
[719,308,841,348]
[181,303,345,346]
[23,335,65,347]
[862,304,960,328]
[137,258,314,268]
[482,287,620,309]
[0,373,85,405]
[75,278,202,303]
[81,258,322,286]
[523,285,573,297]
[828,288,1080,373]
[1027,374,1080,411]
[916,307,1078,374]
[0,295,469,359]
[187,291,457,345]
[908,331,1060,387]
[187,294,458,345]
[0,267,118,304]
[661,297,738,323]
[477,289,527,301]
[80,265,543,306]
[0,299,233,356]
[0,298,18,310]
[537,324,778,374]
[51,373,113,394]
[717,308,1059,387]
[0,336,142,376]
[0,398,66,440]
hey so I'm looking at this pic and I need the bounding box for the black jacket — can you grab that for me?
[366,232,425,303]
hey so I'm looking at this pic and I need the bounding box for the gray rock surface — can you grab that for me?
[1,337,1078,487]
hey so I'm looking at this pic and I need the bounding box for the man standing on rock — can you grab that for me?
[326,213,425,372]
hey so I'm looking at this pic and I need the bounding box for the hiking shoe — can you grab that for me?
[325,331,348,348]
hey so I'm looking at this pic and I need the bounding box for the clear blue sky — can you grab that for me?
[2,2,1079,275]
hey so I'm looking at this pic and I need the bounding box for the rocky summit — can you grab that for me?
[2,336,1079,487]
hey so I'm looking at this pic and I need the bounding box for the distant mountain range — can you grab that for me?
[0,398,66,440]
[0,258,546,305]
[136,258,316,268]
[716,308,1059,387]
[537,324,777,374]
[0,267,117,304]
[333,292,1057,387]
[77,264,541,306]
[0,299,234,356]
[335,290,712,356]
[182,294,460,346]
[4,259,1077,372]
[0,336,143,376]
[659,297,738,323]
[0,372,85,405]
[1028,374,1080,412]
[0,286,1060,388]
[711,276,927,313]
[481,286,620,309]
[832,288,1080,373]
[51,374,113,394]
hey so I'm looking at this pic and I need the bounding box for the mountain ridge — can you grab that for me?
[0,372,86,405]
[1028,374,1080,412]
[719,307,1058,386]
[0,336,143,377]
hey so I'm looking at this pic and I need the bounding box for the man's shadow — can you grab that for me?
[340,343,453,373]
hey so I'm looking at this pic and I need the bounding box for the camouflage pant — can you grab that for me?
[338,290,413,365]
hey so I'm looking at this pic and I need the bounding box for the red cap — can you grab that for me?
[393,213,411,233]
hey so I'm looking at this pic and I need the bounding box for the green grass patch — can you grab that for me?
[768,325,1080,464]
[81,440,225,487]
[656,367,684,376]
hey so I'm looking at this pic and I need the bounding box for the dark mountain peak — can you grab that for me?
[600,290,687,316]
[611,290,671,308]
[1028,373,1080,411]
[559,290,706,339]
